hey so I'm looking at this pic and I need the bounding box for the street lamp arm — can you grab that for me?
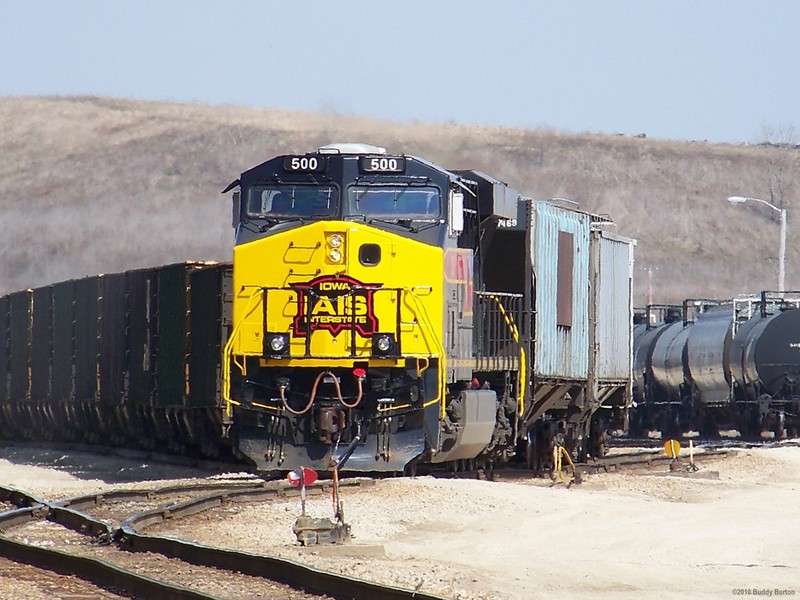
[726,195,781,213]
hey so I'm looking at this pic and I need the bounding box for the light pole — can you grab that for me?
[727,196,787,292]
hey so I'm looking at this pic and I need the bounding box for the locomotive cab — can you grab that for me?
[229,144,450,245]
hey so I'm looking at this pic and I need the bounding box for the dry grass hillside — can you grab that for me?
[2,95,798,305]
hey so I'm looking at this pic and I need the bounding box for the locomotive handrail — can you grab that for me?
[258,284,438,360]
[481,292,527,416]
[222,288,265,418]
[403,285,446,419]
[224,284,445,417]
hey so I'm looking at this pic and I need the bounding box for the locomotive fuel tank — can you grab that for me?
[685,308,733,405]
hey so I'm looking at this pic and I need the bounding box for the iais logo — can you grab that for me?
[291,275,381,337]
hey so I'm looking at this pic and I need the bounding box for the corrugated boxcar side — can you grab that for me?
[530,202,590,380]
[590,231,634,381]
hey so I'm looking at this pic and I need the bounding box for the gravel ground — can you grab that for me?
[0,555,127,600]
[2,444,800,599]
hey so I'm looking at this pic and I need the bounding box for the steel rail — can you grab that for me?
[425,446,734,481]
[579,447,731,475]
[116,528,445,600]
[0,535,222,600]
[119,481,352,529]
[50,478,287,512]
[0,485,46,509]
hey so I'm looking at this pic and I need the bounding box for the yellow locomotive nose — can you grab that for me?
[232,220,443,366]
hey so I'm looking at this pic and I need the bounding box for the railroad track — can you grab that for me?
[3,434,785,482]
[0,438,773,597]
[578,446,730,476]
[422,440,739,483]
[0,480,446,600]
[575,435,798,477]
[577,436,798,477]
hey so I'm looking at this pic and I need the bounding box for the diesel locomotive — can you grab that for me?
[631,292,800,439]
[0,144,636,474]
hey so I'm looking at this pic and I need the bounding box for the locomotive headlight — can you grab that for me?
[376,336,391,352]
[265,333,289,356]
[372,333,396,356]
[326,233,344,263]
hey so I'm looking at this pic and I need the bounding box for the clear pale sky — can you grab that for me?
[2,1,798,143]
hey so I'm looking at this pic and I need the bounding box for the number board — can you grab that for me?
[358,156,406,174]
[283,155,326,173]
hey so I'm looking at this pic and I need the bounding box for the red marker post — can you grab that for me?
[287,467,318,516]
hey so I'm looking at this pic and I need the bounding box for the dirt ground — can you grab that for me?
[1,444,799,600]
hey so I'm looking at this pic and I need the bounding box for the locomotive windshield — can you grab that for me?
[247,185,338,219]
[347,185,440,220]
